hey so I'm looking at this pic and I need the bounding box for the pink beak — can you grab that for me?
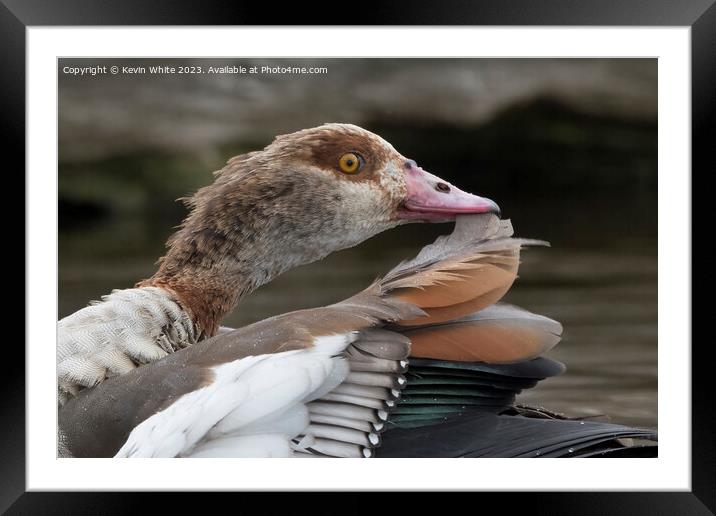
[397,160,500,222]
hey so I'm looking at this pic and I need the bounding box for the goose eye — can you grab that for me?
[338,153,362,174]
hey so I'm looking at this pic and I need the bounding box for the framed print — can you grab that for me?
[7,0,709,512]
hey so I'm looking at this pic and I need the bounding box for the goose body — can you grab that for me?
[57,124,657,458]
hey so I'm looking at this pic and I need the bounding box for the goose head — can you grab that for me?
[209,123,498,253]
[278,123,500,228]
[141,123,499,336]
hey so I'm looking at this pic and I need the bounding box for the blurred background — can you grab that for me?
[58,58,657,428]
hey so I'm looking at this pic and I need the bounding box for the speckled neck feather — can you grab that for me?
[138,166,328,339]
[138,124,405,339]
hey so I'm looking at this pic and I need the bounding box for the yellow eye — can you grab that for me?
[338,153,362,174]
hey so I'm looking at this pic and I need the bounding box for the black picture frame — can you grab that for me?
[6,0,708,513]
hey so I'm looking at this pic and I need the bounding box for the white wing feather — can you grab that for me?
[115,333,356,458]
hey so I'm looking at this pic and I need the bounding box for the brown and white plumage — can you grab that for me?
[58,213,559,458]
[57,123,499,406]
[58,123,609,459]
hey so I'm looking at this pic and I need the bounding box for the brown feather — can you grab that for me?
[395,250,520,326]
[391,256,519,324]
[400,304,563,364]
[397,283,515,327]
[380,216,525,326]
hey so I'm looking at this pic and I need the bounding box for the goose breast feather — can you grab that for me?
[57,287,198,404]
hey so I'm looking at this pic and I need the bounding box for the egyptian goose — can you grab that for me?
[57,124,657,458]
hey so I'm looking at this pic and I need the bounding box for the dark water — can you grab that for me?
[58,195,657,430]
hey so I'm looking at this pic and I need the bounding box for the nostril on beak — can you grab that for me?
[435,182,451,193]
